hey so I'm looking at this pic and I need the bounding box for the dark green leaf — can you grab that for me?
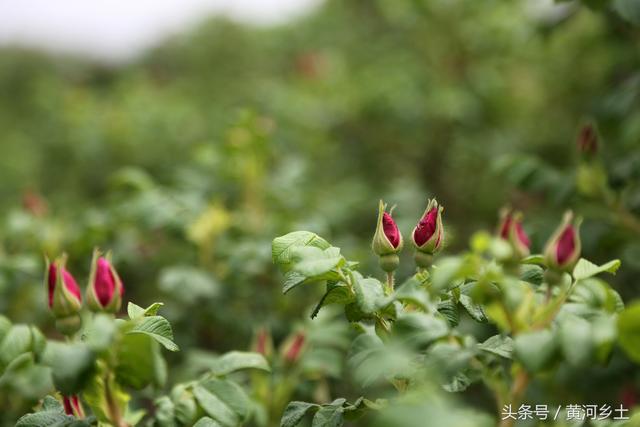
[128,316,179,352]
[281,401,319,427]
[210,351,270,376]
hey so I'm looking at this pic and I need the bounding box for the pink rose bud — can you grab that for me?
[86,249,124,314]
[576,122,598,157]
[282,331,306,364]
[497,209,530,259]
[372,200,403,272]
[544,211,582,272]
[411,199,444,268]
[252,327,273,358]
[45,256,82,335]
[412,199,444,254]
[62,395,84,418]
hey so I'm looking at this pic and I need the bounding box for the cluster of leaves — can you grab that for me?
[272,230,640,426]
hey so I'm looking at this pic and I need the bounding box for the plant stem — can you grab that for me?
[386,271,395,294]
[498,370,530,427]
[105,373,128,427]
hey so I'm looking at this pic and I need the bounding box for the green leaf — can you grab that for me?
[84,314,117,352]
[478,335,513,359]
[0,324,33,366]
[272,231,331,268]
[614,0,640,25]
[42,395,64,412]
[617,301,640,363]
[282,247,344,294]
[199,379,252,422]
[116,334,163,389]
[514,330,557,372]
[194,417,224,427]
[128,316,179,352]
[210,351,270,376]
[154,396,176,427]
[281,401,320,427]
[352,274,385,315]
[394,274,431,311]
[521,255,545,266]
[393,313,449,347]
[311,283,354,319]
[459,294,487,323]
[520,265,544,286]
[193,384,239,427]
[572,258,621,281]
[42,342,96,395]
[437,299,459,327]
[0,315,11,343]
[312,402,345,427]
[128,302,164,319]
[16,411,73,427]
[559,315,593,367]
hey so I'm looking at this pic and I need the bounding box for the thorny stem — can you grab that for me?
[385,271,395,295]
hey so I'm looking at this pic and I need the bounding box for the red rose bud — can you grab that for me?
[576,122,598,157]
[497,209,530,259]
[412,199,444,268]
[45,255,82,335]
[252,327,273,359]
[62,395,84,418]
[372,200,403,272]
[282,331,306,364]
[544,211,582,272]
[86,249,124,313]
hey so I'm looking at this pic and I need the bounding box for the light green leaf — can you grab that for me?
[116,334,164,389]
[194,417,224,427]
[311,283,354,319]
[617,301,640,363]
[128,316,179,352]
[352,274,385,315]
[15,411,73,427]
[128,302,165,319]
[514,330,557,372]
[459,294,487,323]
[0,324,33,366]
[210,351,270,376]
[572,258,621,281]
[559,315,593,367]
[614,0,640,25]
[42,342,96,395]
[281,401,319,427]
[521,255,545,266]
[478,335,513,359]
[312,403,345,427]
[200,379,252,422]
[272,231,331,267]
[193,384,239,427]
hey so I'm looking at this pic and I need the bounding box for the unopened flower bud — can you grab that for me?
[544,211,582,273]
[372,200,403,272]
[86,250,124,314]
[412,199,444,268]
[46,256,82,335]
[282,331,306,364]
[252,327,273,359]
[576,122,598,158]
[62,395,84,418]
[497,209,530,259]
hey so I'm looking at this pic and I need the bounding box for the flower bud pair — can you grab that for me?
[497,209,531,259]
[544,211,582,273]
[372,199,445,271]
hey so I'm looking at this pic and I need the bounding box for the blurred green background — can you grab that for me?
[1,0,640,424]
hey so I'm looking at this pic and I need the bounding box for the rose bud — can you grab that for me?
[576,122,598,157]
[86,249,124,314]
[372,200,403,272]
[62,395,84,418]
[544,211,582,273]
[45,255,82,335]
[412,199,444,268]
[497,209,530,259]
[252,327,274,359]
[282,331,306,364]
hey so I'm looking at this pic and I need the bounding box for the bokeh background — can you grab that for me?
[1,0,640,425]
